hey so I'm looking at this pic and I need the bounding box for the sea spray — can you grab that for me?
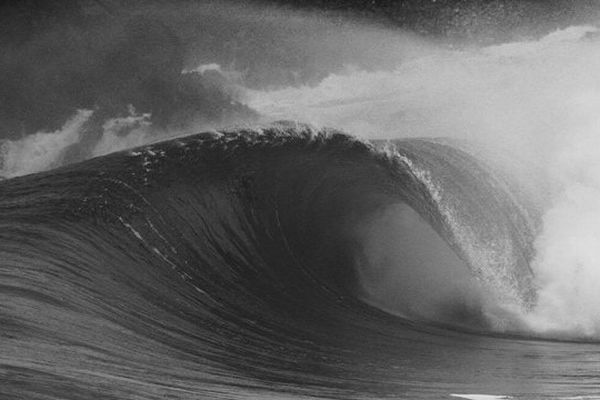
[0,110,93,178]
[248,25,600,338]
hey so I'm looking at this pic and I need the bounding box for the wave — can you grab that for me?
[0,124,560,399]
[4,4,600,396]
[2,21,600,340]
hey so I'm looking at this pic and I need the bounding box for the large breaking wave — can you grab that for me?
[5,23,600,339]
[0,124,542,398]
[4,2,600,398]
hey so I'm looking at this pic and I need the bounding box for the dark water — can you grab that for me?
[1,124,599,399]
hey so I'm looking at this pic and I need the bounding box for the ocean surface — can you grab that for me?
[3,2,600,399]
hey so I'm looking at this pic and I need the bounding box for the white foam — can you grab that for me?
[182,63,222,75]
[0,110,93,178]
[450,395,512,400]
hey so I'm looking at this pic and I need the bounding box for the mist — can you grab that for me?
[3,0,596,176]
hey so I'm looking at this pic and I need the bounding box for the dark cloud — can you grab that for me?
[1,0,599,150]
[0,1,257,145]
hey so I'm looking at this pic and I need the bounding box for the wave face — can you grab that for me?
[5,124,597,400]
